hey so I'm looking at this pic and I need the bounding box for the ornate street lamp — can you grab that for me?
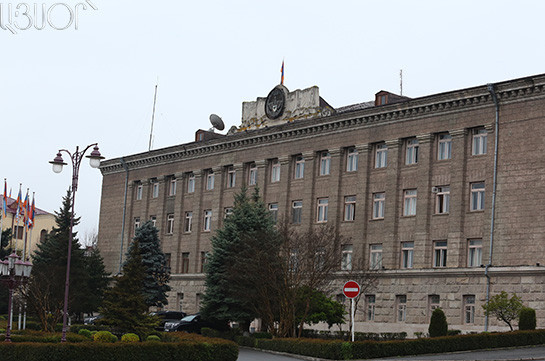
[49,143,104,342]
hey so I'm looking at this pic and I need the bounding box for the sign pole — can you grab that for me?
[343,280,360,343]
[351,297,355,342]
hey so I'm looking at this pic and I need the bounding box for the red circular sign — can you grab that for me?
[343,280,360,299]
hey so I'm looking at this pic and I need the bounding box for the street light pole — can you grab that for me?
[49,143,104,343]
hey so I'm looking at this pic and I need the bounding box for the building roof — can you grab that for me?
[1,195,51,216]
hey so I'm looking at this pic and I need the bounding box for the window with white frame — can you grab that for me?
[151,179,159,198]
[346,147,358,172]
[203,210,212,231]
[136,183,143,200]
[370,244,382,269]
[184,211,193,233]
[433,241,447,267]
[472,128,487,155]
[428,295,440,321]
[248,163,258,186]
[181,252,189,274]
[315,247,325,271]
[320,151,331,176]
[150,216,157,228]
[316,198,328,223]
[227,166,236,188]
[271,159,281,182]
[169,177,177,196]
[373,192,385,219]
[187,173,195,193]
[200,251,208,273]
[292,201,302,224]
[289,249,298,272]
[463,295,476,324]
[177,292,184,312]
[165,253,171,269]
[134,217,140,231]
[366,295,376,321]
[438,133,452,160]
[206,170,215,190]
[435,186,450,214]
[294,155,304,179]
[375,143,387,168]
[341,244,353,271]
[403,189,417,216]
[405,138,419,165]
[401,242,414,269]
[470,182,485,211]
[468,239,482,267]
[269,203,278,223]
[224,207,233,218]
[166,213,174,234]
[344,195,356,221]
[396,295,407,322]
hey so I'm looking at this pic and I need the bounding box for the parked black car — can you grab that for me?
[163,313,212,333]
[150,311,187,331]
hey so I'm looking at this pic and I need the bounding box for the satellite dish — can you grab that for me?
[209,114,225,131]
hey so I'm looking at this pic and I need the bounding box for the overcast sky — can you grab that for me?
[2,0,545,243]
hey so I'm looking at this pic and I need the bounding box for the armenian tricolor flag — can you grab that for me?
[281,60,284,85]
[2,179,6,218]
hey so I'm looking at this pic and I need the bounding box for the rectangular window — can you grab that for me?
[271,159,281,182]
[344,195,356,221]
[468,239,482,267]
[435,186,450,214]
[134,217,140,231]
[405,138,419,165]
[438,133,452,160]
[401,242,414,269]
[203,210,212,231]
[227,166,236,188]
[184,212,193,233]
[200,252,208,273]
[166,214,174,234]
[370,244,382,269]
[165,253,171,269]
[464,295,476,324]
[187,173,195,193]
[206,170,215,190]
[292,201,302,224]
[472,128,487,155]
[470,182,485,211]
[346,147,358,172]
[294,155,304,179]
[169,177,177,196]
[375,143,387,168]
[366,295,376,321]
[177,292,184,312]
[372,192,385,219]
[248,163,258,186]
[320,151,331,176]
[403,189,417,216]
[316,198,328,223]
[433,241,447,267]
[269,203,278,223]
[150,215,157,228]
[181,253,190,274]
[429,295,440,320]
[396,295,407,322]
[224,207,233,218]
[136,184,143,200]
[151,180,159,198]
[341,244,353,271]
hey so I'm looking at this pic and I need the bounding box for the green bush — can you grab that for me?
[252,332,272,339]
[447,329,461,336]
[93,330,117,343]
[235,335,256,347]
[146,335,161,342]
[78,329,93,338]
[0,331,89,343]
[428,308,448,337]
[519,307,536,330]
[121,333,140,342]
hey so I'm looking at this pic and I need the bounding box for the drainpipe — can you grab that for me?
[485,84,500,332]
[118,157,129,274]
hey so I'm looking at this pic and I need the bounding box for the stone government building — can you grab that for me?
[98,73,545,335]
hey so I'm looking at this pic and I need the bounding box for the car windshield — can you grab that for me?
[180,314,198,322]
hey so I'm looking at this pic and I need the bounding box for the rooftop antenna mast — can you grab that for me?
[400,69,403,96]
[148,78,159,152]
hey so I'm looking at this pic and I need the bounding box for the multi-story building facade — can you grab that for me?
[98,73,545,335]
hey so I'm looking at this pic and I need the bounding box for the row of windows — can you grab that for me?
[343,294,477,324]
[133,128,489,201]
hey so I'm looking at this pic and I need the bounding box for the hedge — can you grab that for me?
[254,329,545,360]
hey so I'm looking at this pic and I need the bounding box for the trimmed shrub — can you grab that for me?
[252,332,272,339]
[235,335,256,347]
[78,329,93,338]
[121,333,140,342]
[146,335,161,342]
[447,329,461,336]
[519,307,536,330]
[428,308,448,337]
[93,330,117,343]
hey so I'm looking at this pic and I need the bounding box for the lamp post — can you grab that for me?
[49,143,104,343]
[0,252,32,342]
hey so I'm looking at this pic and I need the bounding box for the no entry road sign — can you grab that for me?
[343,280,360,299]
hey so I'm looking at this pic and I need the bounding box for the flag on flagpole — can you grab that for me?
[2,179,7,218]
[280,60,285,85]
[15,185,22,223]
[29,194,35,230]
[22,190,29,229]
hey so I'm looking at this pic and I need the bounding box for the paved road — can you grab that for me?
[238,348,305,360]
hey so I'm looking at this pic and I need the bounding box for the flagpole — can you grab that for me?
[28,192,35,260]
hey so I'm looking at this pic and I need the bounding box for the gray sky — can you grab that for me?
[2,0,544,242]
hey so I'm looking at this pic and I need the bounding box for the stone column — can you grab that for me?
[383,139,401,269]
[354,144,370,268]
[414,134,434,268]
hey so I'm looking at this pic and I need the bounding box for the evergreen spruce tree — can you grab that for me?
[130,221,171,308]
[80,246,110,317]
[428,308,448,337]
[100,239,157,336]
